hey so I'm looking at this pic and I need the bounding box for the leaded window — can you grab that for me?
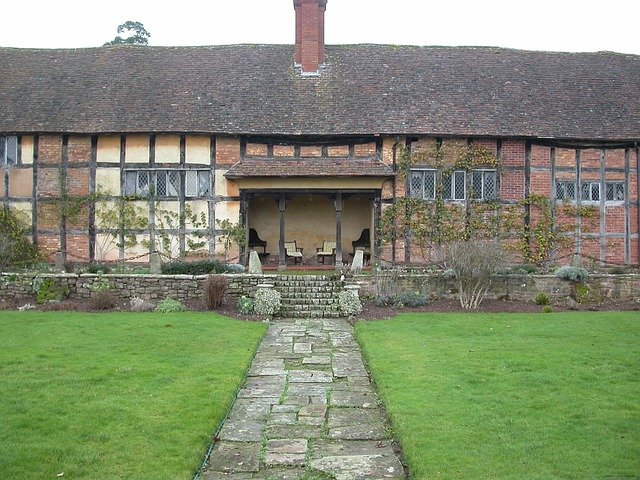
[471,170,497,200]
[605,182,625,201]
[556,180,576,200]
[0,136,18,166]
[185,170,211,197]
[581,181,600,202]
[409,169,436,200]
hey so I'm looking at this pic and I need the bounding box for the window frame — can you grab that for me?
[409,168,436,200]
[0,136,18,167]
[123,168,211,198]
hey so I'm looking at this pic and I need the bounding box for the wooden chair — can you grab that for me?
[248,228,267,253]
[284,241,303,265]
[316,241,336,265]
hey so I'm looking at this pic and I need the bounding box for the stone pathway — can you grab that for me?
[200,318,406,480]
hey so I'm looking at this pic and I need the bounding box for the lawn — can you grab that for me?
[0,311,266,480]
[355,312,640,480]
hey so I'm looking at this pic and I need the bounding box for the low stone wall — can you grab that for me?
[353,273,640,303]
[0,273,279,303]
[1,272,638,305]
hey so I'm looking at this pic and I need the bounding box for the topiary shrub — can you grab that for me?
[254,288,281,316]
[235,296,255,315]
[535,292,550,306]
[204,275,228,309]
[338,290,363,316]
[155,298,187,313]
[553,265,589,283]
[395,291,428,308]
[161,259,233,275]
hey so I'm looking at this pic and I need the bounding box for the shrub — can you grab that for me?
[444,240,505,309]
[130,296,155,312]
[161,259,233,275]
[574,283,590,303]
[88,274,116,310]
[511,264,539,275]
[155,298,187,313]
[395,291,428,308]
[338,290,363,316]
[254,288,281,316]
[554,265,589,283]
[225,263,245,273]
[236,296,255,315]
[374,267,402,306]
[90,291,118,310]
[204,275,228,309]
[535,292,550,306]
[34,278,69,304]
[84,262,112,274]
[542,305,553,313]
[0,206,42,271]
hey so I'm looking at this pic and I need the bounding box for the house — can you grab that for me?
[1,0,638,268]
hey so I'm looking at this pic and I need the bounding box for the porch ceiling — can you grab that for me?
[224,158,394,179]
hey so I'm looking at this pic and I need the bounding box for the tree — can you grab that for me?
[104,21,150,46]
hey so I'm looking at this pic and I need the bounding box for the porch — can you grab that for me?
[240,190,381,270]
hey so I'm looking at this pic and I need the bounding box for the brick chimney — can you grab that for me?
[294,0,327,75]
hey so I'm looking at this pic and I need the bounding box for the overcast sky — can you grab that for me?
[2,0,638,54]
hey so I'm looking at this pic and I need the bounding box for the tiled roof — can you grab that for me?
[0,45,639,140]
[225,158,393,178]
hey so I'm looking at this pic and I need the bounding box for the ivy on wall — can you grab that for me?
[381,141,598,266]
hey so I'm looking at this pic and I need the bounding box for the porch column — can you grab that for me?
[374,191,382,262]
[278,193,287,271]
[335,192,343,270]
[239,191,248,265]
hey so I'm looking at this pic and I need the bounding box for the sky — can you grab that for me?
[1,0,639,54]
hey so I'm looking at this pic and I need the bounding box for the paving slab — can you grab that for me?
[200,317,407,479]
[327,408,388,440]
[206,441,261,473]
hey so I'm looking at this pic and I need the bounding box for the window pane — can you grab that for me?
[581,182,590,201]
[556,181,565,199]
[592,183,600,201]
[156,171,167,196]
[5,136,17,165]
[606,183,613,201]
[167,171,180,196]
[198,171,211,196]
[472,171,482,199]
[424,171,435,199]
[137,171,149,196]
[124,171,137,195]
[410,171,423,198]
[484,171,496,199]
[442,172,452,200]
[615,183,625,200]
[185,171,198,196]
[0,138,5,165]
[454,171,465,200]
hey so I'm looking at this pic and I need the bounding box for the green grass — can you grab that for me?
[0,311,267,480]
[355,312,640,480]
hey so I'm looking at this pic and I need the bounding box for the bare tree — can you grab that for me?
[444,240,504,309]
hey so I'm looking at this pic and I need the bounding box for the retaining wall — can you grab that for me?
[1,272,638,305]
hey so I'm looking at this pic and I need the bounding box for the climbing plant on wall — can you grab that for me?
[380,141,599,266]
